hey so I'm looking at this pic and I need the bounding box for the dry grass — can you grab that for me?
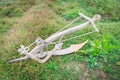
[1,1,66,60]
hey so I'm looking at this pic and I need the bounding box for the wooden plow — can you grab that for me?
[8,13,101,63]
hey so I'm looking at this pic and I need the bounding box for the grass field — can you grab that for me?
[0,0,120,80]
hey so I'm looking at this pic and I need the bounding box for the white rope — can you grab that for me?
[54,16,81,34]
[58,35,64,43]
[45,43,49,55]
[62,31,96,42]
[50,16,81,44]
[27,41,36,48]
[44,41,56,45]
[20,40,38,53]
[20,15,95,51]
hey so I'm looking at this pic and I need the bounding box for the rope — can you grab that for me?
[58,35,64,43]
[54,16,81,34]
[20,15,95,52]
[44,41,56,45]
[21,39,42,52]
[27,41,36,48]
[45,43,49,55]
[51,16,81,44]
[62,31,96,42]
[22,41,36,52]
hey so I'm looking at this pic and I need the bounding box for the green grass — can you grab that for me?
[0,0,120,80]
[0,0,37,17]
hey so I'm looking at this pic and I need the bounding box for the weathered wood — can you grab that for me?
[37,40,88,58]
[8,13,101,63]
[8,40,88,63]
[45,14,100,43]
[8,56,29,63]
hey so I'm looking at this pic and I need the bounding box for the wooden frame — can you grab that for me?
[8,13,101,63]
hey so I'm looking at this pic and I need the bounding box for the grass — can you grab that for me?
[0,0,36,17]
[0,0,120,80]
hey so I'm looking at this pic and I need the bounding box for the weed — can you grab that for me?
[65,9,79,20]
[83,34,119,68]
[86,55,97,68]
[48,60,58,70]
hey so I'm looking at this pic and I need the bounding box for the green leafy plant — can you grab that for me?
[48,61,58,70]
[65,9,79,20]
[84,34,117,68]
[86,55,97,68]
